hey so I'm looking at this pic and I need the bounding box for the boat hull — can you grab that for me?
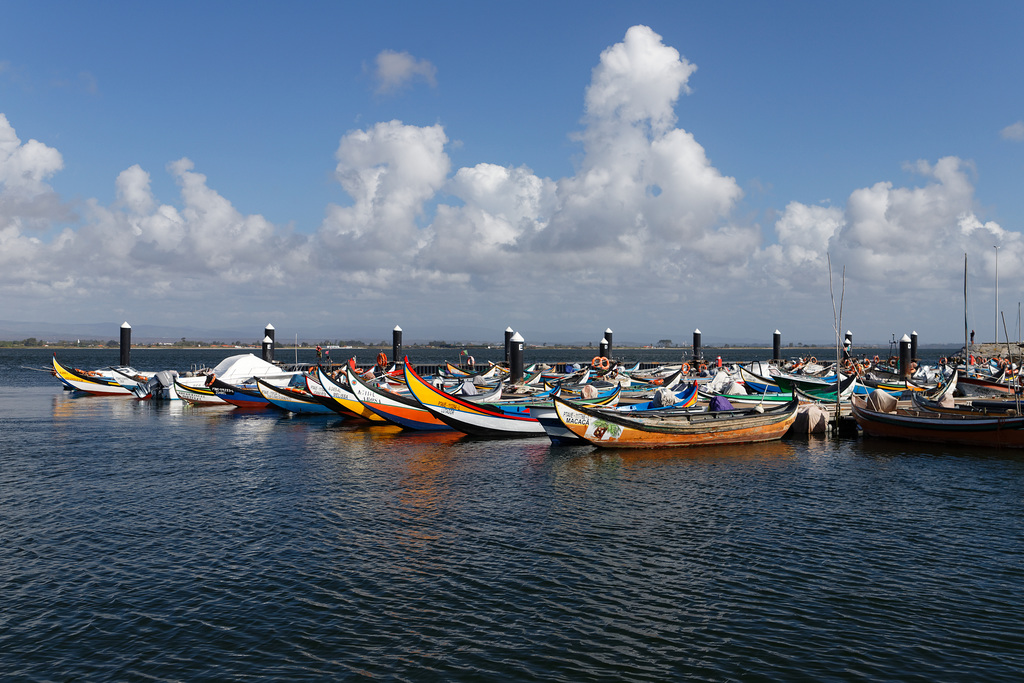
[554,397,799,448]
[404,358,546,438]
[851,396,1024,448]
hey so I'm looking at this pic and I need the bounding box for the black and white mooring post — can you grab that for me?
[504,326,514,365]
[599,337,609,359]
[120,321,131,367]
[910,330,918,361]
[510,332,524,384]
[773,329,781,363]
[899,334,912,377]
[263,323,276,362]
[392,325,403,364]
[605,328,613,358]
[692,328,702,364]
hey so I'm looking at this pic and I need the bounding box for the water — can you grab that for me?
[2,348,1023,680]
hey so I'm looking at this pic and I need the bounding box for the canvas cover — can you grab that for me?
[792,404,829,434]
[704,370,735,394]
[209,354,283,383]
[709,395,734,411]
[651,388,679,408]
[866,389,898,413]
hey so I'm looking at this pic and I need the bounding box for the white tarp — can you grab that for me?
[209,354,285,383]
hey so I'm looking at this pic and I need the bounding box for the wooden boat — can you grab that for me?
[956,370,1015,397]
[208,378,272,409]
[552,397,800,449]
[312,367,388,421]
[173,377,228,405]
[345,366,452,431]
[909,391,1023,416]
[51,355,139,396]
[850,393,1024,448]
[533,386,699,445]
[255,377,339,414]
[404,358,547,438]
[614,384,699,412]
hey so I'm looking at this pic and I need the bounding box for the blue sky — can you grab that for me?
[2,2,1023,345]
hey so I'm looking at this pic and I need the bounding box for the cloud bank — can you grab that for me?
[0,27,1010,343]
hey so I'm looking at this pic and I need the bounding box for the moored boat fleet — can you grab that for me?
[50,347,1024,450]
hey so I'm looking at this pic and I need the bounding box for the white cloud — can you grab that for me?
[316,120,449,267]
[1000,121,1024,141]
[0,26,1016,342]
[372,50,437,94]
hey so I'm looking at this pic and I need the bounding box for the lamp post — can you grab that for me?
[995,245,999,343]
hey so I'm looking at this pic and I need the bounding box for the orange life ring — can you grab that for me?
[939,357,947,365]
[808,356,817,364]
[698,363,708,374]
[681,363,691,375]
[376,352,388,367]
[591,356,603,369]
[873,355,880,363]
[599,357,611,370]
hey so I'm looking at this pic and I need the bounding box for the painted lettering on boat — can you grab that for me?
[561,412,590,426]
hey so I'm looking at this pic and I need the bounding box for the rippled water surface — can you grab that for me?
[2,349,1023,680]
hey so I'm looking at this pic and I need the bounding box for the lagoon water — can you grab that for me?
[2,347,1023,680]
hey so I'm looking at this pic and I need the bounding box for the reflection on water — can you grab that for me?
[3,385,1024,681]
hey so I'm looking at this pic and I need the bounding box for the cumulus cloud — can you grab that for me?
[372,50,437,94]
[1001,121,1024,141]
[0,26,1014,341]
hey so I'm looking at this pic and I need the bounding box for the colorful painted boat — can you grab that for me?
[173,377,227,405]
[313,367,388,422]
[851,393,1024,448]
[552,396,799,448]
[208,379,272,409]
[404,358,546,438]
[345,366,452,431]
[51,355,139,395]
[256,377,339,414]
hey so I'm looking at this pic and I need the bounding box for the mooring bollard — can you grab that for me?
[392,325,403,365]
[510,332,524,383]
[120,321,131,367]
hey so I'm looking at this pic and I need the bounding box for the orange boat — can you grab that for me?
[553,396,799,448]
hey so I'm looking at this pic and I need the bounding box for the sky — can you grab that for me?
[2,2,1023,345]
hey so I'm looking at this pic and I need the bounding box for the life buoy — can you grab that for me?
[376,352,388,367]
[599,357,611,370]
[808,356,817,364]
[939,357,947,366]
[873,355,880,364]
[681,363,691,375]
[698,363,708,374]
[466,356,475,367]
[888,356,898,366]
[205,373,216,387]
[592,356,603,369]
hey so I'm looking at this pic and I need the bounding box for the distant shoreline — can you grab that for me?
[7,343,985,351]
